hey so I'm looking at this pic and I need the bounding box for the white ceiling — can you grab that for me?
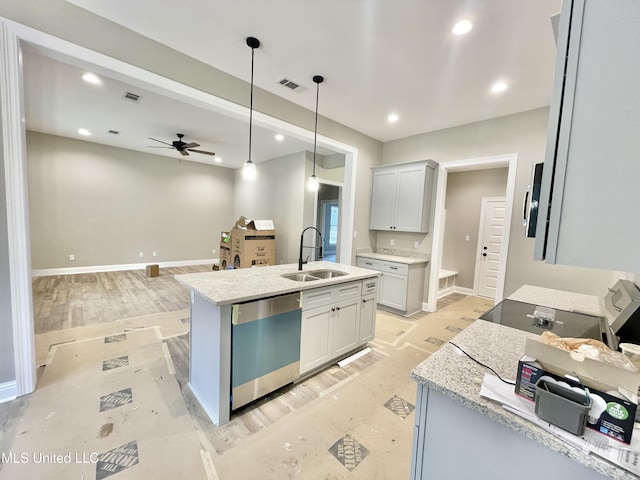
[23,0,562,167]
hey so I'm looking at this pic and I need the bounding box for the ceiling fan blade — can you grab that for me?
[182,142,200,149]
[148,137,173,146]
[187,149,216,156]
[146,145,173,149]
[179,149,190,156]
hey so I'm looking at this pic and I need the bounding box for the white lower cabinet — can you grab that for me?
[356,256,426,316]
[299,278,377,375]
[359,293,376,344]
[379,271,408,311]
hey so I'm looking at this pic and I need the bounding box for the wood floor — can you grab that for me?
[32,265,211,333]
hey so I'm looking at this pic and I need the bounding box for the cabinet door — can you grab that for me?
[379,272,408,311]
[369,170,397,230]
[300,305,332,374]
[535,0,640,272]
[332,298,360,357]
[395,165,426,232]
[359,294,377,344]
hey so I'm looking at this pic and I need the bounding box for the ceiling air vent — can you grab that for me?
[122,91,142,103]
[277,77,307,93]
[108,129,120,135]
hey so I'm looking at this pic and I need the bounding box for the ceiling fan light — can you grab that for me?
[307,174,319,192]
[242,160,257,181]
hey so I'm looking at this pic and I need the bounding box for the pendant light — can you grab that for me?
[307,75,324,192]
[243,36,260,181]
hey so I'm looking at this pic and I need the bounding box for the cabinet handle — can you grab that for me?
[331,307,336,312]
[336,306,340,311]
[362,299,367,303]
[482,253,487,257]
[390,266,398,270]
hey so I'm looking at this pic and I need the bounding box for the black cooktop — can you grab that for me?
[479,299,612,347]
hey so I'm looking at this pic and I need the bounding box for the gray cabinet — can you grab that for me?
[357,256,426,316]
[370,160,437,233]
[534,0,640,272]
[299,279,376,375]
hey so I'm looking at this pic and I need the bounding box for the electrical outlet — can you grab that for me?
[69,254,75,261]
[390,239,395,246]
[139,252,144,258]
[414,241,419,249]
[212,249,216,254]
[465,235,470,241]
[152,251,157,257]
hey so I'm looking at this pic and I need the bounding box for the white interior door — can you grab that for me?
[475,198,506,299]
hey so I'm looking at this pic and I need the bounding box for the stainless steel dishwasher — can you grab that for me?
[231,292,301,410]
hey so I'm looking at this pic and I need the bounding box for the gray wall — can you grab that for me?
[442,168,508,289]
[233,152,306,265]
[27,131,235,269]
[383,107,615,297]
[0,113,16,385]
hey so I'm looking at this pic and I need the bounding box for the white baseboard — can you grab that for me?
[0,380,17,404]
[435,286,474,300]
[32,258,217,277]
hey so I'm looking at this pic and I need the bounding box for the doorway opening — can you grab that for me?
[314,182,341,263]
[427,154,518,312]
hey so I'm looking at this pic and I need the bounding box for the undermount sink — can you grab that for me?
[280,272,321,282]
[307,269,348,279]
[280,269,348,282]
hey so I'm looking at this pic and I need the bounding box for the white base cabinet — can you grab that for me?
[357,256,426,316]
[300,278,378,375]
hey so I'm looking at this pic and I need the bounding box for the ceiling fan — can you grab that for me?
[147,133,215,157]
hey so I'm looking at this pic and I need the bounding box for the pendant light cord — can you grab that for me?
[312,80,319,176]
[248,45,255,164]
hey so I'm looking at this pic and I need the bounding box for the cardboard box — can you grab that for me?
[219,242,231,270]
[516,339,640,444]
[145,264,159,277]
[230,217,275,269]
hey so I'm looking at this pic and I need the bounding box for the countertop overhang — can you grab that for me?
[175,261,380,306]
[411,320,635,480]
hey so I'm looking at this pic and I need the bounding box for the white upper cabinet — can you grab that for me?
[370,160,437,233]
[535,0,640,272]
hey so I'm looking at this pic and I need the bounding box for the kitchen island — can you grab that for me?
[410,319,636,480]
[176,261,380,425]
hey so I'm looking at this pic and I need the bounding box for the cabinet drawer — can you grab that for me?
[362,277,379,295]
[356,257,383,271]
[300,280,362,310]
[382,261,408,276]
[300,285,334,310]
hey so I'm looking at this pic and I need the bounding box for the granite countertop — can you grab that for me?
[175,261,380,306]
[411,320,634,480]
[356,252,429,265]
[509,284,614,325]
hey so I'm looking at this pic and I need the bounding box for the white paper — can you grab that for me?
[252,219,274,230]
[480,373,640,476]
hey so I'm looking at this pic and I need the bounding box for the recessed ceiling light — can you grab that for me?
[214,157,222,163]
[452,20,473,36]
[275,134,284,141]
[78,128,91,136]
[82,73,101,84]
[387,113,399,123]
[490,82,508,93]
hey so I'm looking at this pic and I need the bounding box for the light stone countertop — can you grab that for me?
[509,284,615,325]
[355,252,429,265]
[175,261,380,306]
[411,320,635,480]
